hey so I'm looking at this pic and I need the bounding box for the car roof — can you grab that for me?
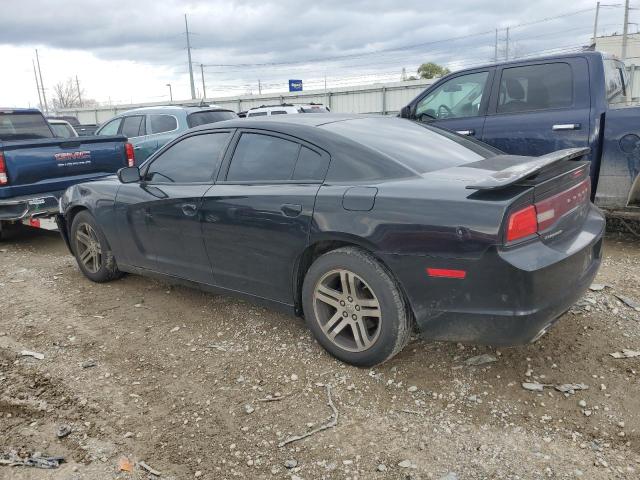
[0,107,42,114]
[48,119,71,124]
[191,113,367,132]
[451,50,604,73]
[119,105,234,116]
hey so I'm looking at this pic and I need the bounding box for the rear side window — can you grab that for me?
[149,115,177,134]
[145,132,230,183]
[187,110,237,127]
[98,118,121,136]
[227,133,301,182]
[293,147,329,181]
[247,111,268,117]
[271,111,287,115]
[121,115,146,138]
[0,113,54,140]
[497,63,573,113]
[604,58,629,105]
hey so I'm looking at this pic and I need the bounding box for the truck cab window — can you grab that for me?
[497,63,573,113]
[416,71,488,121]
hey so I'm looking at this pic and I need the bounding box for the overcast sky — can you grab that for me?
[0,0,633,109]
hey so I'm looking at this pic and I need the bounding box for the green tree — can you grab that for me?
[417,63,450,79]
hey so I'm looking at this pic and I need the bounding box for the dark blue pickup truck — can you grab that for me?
[401,51,640,219]
[0,108,132,238]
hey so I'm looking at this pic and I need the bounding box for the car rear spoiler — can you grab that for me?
[466,147,590,190]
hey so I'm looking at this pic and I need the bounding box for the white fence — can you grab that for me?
[58,79,435,125]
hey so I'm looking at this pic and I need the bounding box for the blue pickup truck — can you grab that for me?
[400,51,640,219]
[0,108,132,238]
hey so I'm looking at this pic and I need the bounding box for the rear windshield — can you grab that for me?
[187,110,237,128]
[300,106,329,113]
[0,112,54,141]
[321,117,498,174]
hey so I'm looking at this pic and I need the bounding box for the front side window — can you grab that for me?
[497,63,573,113]
[149,115,178,134]
[121,115,145,138]
[226,133,301,182]
[416,71,489,120]
[145,132,230,183]
[97,118,121,136]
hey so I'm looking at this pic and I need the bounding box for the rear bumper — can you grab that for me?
[0,191,62,221]
[384,207,605,346]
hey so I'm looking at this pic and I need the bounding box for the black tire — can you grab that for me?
[302,247,411,367]
[70,210,122,283]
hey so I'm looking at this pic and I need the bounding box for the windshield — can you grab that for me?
[187,110,237,128]
[50,123,76,138]
[0,112,54,141]
[321,117,498,174]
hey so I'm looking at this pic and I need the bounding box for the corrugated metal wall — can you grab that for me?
[58,79,435,125]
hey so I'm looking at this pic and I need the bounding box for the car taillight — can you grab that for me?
[506,205,538,242]
[0,151,7,185]
[505,177,591,243]
[125,143,135,167]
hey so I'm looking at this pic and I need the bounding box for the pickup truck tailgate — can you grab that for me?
[0,135,128,199]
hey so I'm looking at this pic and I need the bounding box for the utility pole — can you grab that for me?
[593,1,601,45]
[166,83,173,102]
[494,28,499,63]
[75,75,83,107]
[32,59,43,111]
[184,14,196,99]
[35,49,48,114]
[200,64,207,99]
[622,0,630,60]
[505,27,510,61]
[258,79,262,95]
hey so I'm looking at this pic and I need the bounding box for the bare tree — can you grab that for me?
[52,77,83,109]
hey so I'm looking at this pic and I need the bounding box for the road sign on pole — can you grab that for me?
[289,80,303,92]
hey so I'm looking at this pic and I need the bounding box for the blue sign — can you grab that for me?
[289,79,303,92]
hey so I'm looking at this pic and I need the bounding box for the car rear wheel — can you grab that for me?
[302,247,411,367]
[70,211,122,283]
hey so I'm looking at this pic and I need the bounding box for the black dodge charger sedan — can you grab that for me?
[57,115,604,366]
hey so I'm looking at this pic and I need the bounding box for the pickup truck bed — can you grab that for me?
[0,108,131,236]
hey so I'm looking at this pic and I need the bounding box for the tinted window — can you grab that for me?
[121,115,145,137]
[321,118,496,175]
[98,118,121,136]
[497,63,573,113]
[187,110,237,127]
[149,115,178,134]
[300,106,329,113]
[0,113,54,140]
[145,133,230,183]
[417,71,488,120]
[271,111,287,115]
[247,111,268,117]
[227,133,300,181]
[293,147,329,181]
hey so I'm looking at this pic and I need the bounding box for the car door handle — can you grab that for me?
[281,203,302,217]
[181,203,198,216]
[455,129,475,136]
[552,123,581,131]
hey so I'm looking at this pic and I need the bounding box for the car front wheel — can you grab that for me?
[302,247,411,367]
[70,210,122,283]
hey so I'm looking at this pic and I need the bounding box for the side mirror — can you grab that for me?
[117,166,141,184]
[399,105,411,118]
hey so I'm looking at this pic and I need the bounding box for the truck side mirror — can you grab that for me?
[117,166,141,184]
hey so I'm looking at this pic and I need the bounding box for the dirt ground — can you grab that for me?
[1,225,639,480]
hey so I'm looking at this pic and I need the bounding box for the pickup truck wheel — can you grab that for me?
[302,247,411,367]
[70,211,122,283]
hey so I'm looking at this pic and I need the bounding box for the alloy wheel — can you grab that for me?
[313,269,382,352]
[75,223,102,273]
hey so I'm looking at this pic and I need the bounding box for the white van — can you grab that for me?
[245,103,330,117]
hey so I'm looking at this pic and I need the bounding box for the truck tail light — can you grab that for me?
[0,151,7,185]
[125,143,135,167]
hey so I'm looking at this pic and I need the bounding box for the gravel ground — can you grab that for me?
[1,225,639,480]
